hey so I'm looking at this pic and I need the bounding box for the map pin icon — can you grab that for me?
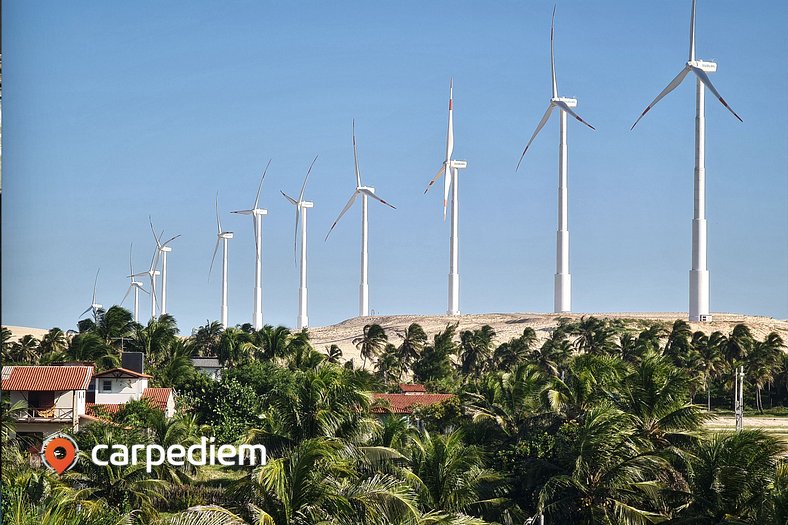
[42,435,78,474]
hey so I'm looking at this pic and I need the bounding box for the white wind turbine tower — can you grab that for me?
[425,79,467,316]
[326,120,396,317]
[282,155,318,329]
[231,160,271,330]
[149,217,180,317]
[121,244,148,323]
[631,0,742,323]
[79,268,103,321]
[210,195,234,328]
[131,243,161,321]
[517,6,595,314]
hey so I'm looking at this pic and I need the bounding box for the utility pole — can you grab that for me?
[734,365,744,432]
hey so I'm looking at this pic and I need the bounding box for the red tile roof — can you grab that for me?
[398,383,427,393]
[92,368,152,379]
[142,388,173,410]
[1,366,94,392]
[371,393,454,414]
[86,403,122,415]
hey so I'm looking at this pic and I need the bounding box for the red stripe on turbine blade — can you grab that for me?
[449,100,453,110]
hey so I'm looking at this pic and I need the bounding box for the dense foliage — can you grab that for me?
[2,311,787,524]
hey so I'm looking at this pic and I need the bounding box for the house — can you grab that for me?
[1,365,93,438]
[90,367,175,418]
[371,384,454,415]
[191,357,222,380]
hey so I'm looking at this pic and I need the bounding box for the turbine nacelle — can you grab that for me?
[551,97,577,108]
[219,232,234,240]
[689,60,717,72]
[160,246,172,253]
[232,208,268,217]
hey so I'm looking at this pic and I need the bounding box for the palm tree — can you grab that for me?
[691,331,724,411]
[39,328,69,356]
[458,325,496,377]
[353,324,388,371]
[398,323,427,380]
[465,364,547,440]
[747,332,785,412]
[128,314,180,367]
[492,327,537,371]
[324,344,343,364]
[616,350,708,449]
[413,324,459,385]
[663,319,692,367]
[410,429,498,514]
[93,305,137,348]
[238,437,419,525]
[217,327,252,367]
[191,320,224,357]
[8,334,41,363]
[255,325,293,360]
[66,332,119,369]
[538,404,671,524]
[673,430,785,523]
[375,343,402,384]
[570,316,618,356]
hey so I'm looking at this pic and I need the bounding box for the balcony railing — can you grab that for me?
[20,407,75,420]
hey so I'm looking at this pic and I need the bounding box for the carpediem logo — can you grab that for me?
[91,437,266,473]
[40,434,266,474]
[41,433,79,474]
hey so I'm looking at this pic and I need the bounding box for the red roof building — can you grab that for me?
[371,393,454,414]
[2,365,93,391]
[398,383,428,394]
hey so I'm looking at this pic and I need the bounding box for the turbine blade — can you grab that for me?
[446,82,454,162]
[92,268,100,304]
[553,100,596,131]
[325,191,359,241]
[424,164,447,194]
[551,5,558,99]
[79,306,92,318]
[281,191,298,206]
[208,237,221,281]
[121,285,133,306]
[140,286,151,295]
[443,167,452,221]
[362,188,396,210]
[690,67,743,122]
[689,0,696,61]
[293,205,299,266]
[215,193,222,235]
[161,234,181,247]
[149,216,162,249]
[253,159,272,210]
[299,155,318,203]
[129,243,134,278]
[517,103,555,171]
[631,66,691,130]
[352,119,362,187]
[252,213,259,258]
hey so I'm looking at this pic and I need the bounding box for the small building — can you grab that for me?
[93,367,152,405]
[371,384,454,415]
[191,357,223,380]
[1,365,94,438]
[91,368,175,418]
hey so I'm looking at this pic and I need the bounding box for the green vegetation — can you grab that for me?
[2,311,788,523]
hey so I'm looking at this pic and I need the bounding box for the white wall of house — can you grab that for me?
[164,393,176,418]
[94,377,148,405]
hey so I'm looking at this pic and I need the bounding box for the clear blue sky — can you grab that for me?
[3,1,787,333]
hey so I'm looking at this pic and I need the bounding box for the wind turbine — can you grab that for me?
[121,243,148,323]
[326,120,396,317]
[425,79,468,316]
[231,160,270,330]
[79,268,103,321]
[149,217,180,317]
[210,195,233,328]
[282,155,318,329]
[516,6,595,314]
[631,0,742,323]
[131,242,161,321]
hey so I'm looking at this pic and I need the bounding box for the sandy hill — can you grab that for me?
[5,312,787,365]
[307,312,788,363]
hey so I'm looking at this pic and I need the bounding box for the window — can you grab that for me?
[101,380,112,392]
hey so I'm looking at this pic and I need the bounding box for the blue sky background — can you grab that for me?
[3,0,787,333]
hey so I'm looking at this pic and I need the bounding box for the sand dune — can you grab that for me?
[6,312,787,365]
